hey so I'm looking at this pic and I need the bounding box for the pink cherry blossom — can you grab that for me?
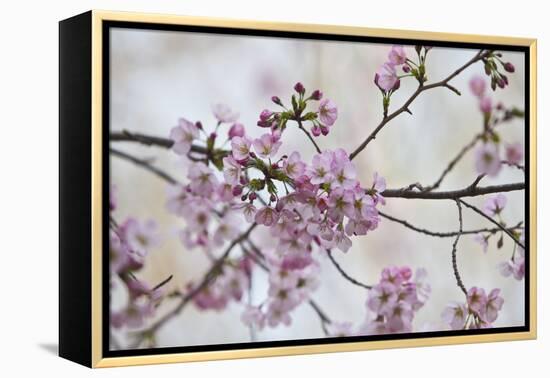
[475,142,501,177]
[484,288,504,323]
[483,194,507,217]
[283,151,306,179]
[170,118,199,155]
[121,218,159,257]
[188,162,219,196]
[222,155,242,185]
[241,305,266,330]
[367,282,398,315]
[308,152,334,185]
[231,135,252,161]
[469,75,486,98]
[318,98,338,126]
[212,103,239,123]
[327,321,355,337]
[375,62,399,91]
[473,233,489,253]
[467,286,487,316]
[479,96,492,113]
[255,206,280,226]
[388,45,407,65]
[441,302,468,330]
[505,142,524,164]
[252,133,282,158]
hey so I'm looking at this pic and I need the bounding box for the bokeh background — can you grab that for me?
[109,27,525,349]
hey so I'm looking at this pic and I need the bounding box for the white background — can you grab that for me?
[0,0,546,376]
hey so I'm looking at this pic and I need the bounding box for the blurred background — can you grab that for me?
[109,27,525,349]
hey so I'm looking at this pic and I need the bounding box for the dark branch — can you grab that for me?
[451,200,467,295]
[381,182,524,200]
[296,118,322,154]
[110,148,179,185]
[349,50,486,160]
[379,210,523,238]
[459,199,525,249]
[326,250,372,290]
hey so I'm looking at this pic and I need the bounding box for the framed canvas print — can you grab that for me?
[59,10,537,368]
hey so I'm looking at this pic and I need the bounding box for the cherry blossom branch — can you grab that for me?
[326,250,372,290]
[381,182,524,200]
[130,223,258,347]
[459,199,525,249]
[379,210,523,238]
[241,242,332,334]
[451,200,467,296]
[110,148,179,184]
[349,50,486,160]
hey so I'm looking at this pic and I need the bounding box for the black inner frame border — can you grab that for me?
[102,20,531,358]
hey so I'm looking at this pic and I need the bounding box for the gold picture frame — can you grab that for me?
[59,10,537,368]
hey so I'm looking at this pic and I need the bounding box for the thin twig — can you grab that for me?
[326,250,372,290]
[296,119,322,154]
[349,50,486,160]
[459,199,525,249]
[110,148,179,185]
[379,211,523,238]
[451,200,467,295]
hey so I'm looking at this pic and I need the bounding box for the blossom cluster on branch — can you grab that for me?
[108,44,526,348]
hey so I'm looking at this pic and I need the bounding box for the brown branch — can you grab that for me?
[326,250,372,290]
[130,223,258,348]
[296,118,322,154]
[459,199,525,249]
[451,200,467,295]
[379,210,523,238]
[349,50,486,160]
[110,148,179,185]
[381,182,524,200]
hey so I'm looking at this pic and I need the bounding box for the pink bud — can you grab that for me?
[271,96,282,105]
[249,192,257,201]
[228,123,245,139]
[294,82,305,94]
[311,125,321,137]
[503,62,515,73]
[311,89,323,100]
[259,109,272,121]
[195,121,203,129]
[402,64,411,73]
[232,185,243,196]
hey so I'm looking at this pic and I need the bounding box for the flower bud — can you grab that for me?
[497,78,506,89]
[311,125,321,137]
[402,64,411,73]
[259,109,273,121]
[320,125,329,136]
[311,89,323,100]
[249,151,257,158]
[239,176,248,185]
[228,123,245,139]
[270,194,277,202]
[241,194,248,201]
[271,96,282,105]
[195,121,203,129]
[503,62,515,73]
[392,79,401,91]
[232,185,243,196]
[294,82,305,94]
[248,192,257,201]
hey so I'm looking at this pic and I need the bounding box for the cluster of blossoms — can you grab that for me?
[242,251,320,329]
[257,82,338,137]
[481,52,515,91]
[109,188,165,329]
[442,287,504,329]
[362,266,431,334]
[374,45,431,115]
[469,75,524,177]
[190,257,251,311]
